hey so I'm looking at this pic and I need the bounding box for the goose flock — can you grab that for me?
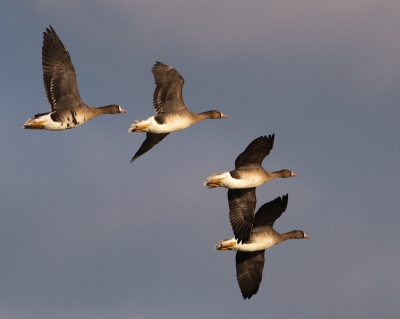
[23,25,310,300]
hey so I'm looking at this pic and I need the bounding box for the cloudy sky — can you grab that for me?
[1,1,400,318]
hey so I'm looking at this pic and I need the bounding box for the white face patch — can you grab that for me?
[118,106,127,113]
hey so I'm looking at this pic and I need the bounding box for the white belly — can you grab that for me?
[235,240,276,252]
[221,172,266,189]
[146,116,192,133]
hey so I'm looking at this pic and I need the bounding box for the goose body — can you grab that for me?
[130,111,203,134]
[129,61,227,163]
[23,25,125,131]
[215,195,310,299]
[204,170,268,189]
[204,135,297,189]
[216,229,281,252]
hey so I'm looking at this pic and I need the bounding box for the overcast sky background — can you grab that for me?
[1,1,400,318]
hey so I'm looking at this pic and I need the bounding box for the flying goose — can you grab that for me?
[204,135,297,189]
[205,135,297,243]
[128,61,227,163]
[215,194,310,299]
[227,187,258,244]
[23,26,126,131]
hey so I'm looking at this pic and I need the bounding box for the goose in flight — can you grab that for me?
[128,61,227,163]
[23,25,125,130]
[216,194,310,299]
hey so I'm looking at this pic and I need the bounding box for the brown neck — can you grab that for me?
[269,170,289,179]
[196,111,215,120]
[280,230,305,242]
[91,105,116,115]
[260,170,281,181]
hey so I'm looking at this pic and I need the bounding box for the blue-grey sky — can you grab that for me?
[1,1,400,318]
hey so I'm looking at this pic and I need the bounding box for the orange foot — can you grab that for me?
[27,122,45,130]
[133,124,149,132]
[220,242,236,250]
[207,178,223,188]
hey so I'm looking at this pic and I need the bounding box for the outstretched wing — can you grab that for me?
[236,250,265,300]
[151,61,187,114]
[228,188,257,244]
[253,194,288,229]
[130,133,170,163]
[42,25,83,111]
[234,135,275,169]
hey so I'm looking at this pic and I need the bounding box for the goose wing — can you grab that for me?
[130,133,170,163]
[234,134,275,169]
[42,25,83,111]
[253,194,288,229]
[151,61,187,114]
[228,188,257,244]
[236,250,265,299]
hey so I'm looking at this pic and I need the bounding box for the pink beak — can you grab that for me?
[291,171,298,177]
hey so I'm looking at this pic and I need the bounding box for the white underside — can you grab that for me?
[23,113,80,131]
[128,115,192,133]
[217,237,277,252]
[204,171,266,189]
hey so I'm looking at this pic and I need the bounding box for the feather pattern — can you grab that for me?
[235,134,275,169]
[236,250,265,299]
[253,194,288,229]
[152,61,187,114]
[228,188,257,244]
[42,25,83,111]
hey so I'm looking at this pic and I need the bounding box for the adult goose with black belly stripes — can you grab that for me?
[23,25,126,131]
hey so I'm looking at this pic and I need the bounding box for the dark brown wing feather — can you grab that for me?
[42,25,83,111]
[236,250,265,299]
[130,133,169,163]
[228,188,257,244]
[253,194,288,229]
[234,135,275,169]
[151,61,187,114]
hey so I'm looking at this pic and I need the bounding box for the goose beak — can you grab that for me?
[221,113,228,118]
[304,233,310,238]
[291,171,298,177]
[119,106,127,113]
